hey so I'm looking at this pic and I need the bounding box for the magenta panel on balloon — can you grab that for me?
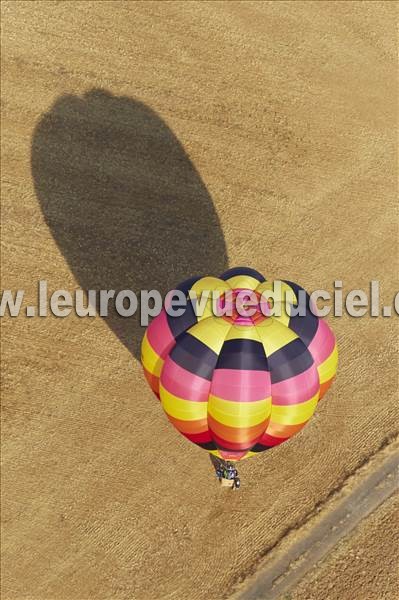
[146,309,176,358]
[271,365,320,405]
[210,368,271,402]
[161,357,211,402]
[307,319,336,366]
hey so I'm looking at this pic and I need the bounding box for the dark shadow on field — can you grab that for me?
[31,89,228,359]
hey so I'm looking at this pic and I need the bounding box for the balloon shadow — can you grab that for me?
[31,89,228,359]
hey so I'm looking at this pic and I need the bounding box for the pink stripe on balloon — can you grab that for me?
[160,357,211,402]
[271,365,320,405]
[146,310,176,358]
[308,319,336,367]
[210,369,271,402]
[219,449,248,460]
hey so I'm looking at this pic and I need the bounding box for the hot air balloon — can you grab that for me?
[141,267,338,487]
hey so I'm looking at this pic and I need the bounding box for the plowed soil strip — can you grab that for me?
[237,448,399,600]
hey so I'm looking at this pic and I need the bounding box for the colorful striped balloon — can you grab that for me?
[141,267,338,461]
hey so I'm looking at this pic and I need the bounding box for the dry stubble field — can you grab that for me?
[1,1,398,599]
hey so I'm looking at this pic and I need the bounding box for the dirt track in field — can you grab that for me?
[1,2,398,599]
[289,492,399,600]
[234,439,399,600]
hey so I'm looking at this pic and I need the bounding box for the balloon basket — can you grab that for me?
[220,478,235,488]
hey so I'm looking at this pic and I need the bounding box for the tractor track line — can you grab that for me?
[235,444,399,600]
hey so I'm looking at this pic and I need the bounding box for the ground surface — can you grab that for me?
[234,438,399,600]
[289,493,399,600]
[1,2,398,599]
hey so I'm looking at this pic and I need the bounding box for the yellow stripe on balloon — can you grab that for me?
[225,274,261,290]
[256,319,298,356]
[188,317,231,354]
[141,332,164,377]
[256,280,297,326]
[256,280,298,305]
[225,325,262,341]
[208,395,271,428]
[267,307,291,327]
[190,277,230,321]
[160,384,208,421]
[318,344,338,384]
[209,449,220,458]
[242,451,256,458]
[270,393,319,425]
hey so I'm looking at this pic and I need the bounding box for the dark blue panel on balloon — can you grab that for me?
[216,339,268,371]
[283,280,319,346]
[170,332,219,381]
[268,338,314,383]
[219,266,266,283]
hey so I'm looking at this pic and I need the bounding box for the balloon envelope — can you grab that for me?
[141,267,338,461]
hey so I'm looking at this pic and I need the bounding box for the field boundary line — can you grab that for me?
[233,438,399,600]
